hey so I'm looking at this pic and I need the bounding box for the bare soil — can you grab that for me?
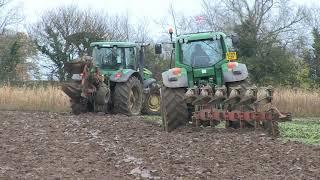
[0,111,319,179]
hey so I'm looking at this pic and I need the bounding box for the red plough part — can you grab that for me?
[192,107,292,136]
[186,85,291,136]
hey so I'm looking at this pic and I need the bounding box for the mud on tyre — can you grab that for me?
[114,76,143,116]
[161,86,188,132]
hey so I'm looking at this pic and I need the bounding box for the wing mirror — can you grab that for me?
[231,35,240,48]
[155,43,162,54]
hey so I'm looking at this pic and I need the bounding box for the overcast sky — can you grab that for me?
[11,0,319,37]
[13,0,203,37]
[17,0,202,22]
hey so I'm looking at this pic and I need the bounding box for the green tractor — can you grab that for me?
[156,30,291,135]
[61,42,160,116]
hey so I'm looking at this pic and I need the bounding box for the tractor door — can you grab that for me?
[124,47,137,70]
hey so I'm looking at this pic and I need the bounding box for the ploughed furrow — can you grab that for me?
[0,111,318,179]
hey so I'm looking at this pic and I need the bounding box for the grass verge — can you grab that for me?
[279,118,320,145]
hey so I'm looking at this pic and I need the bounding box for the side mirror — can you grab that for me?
[155,44,162,54]
[231,35,240,48]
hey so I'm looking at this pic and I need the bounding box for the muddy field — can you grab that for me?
[0,111,319,179]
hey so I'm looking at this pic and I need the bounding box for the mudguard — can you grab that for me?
[223,63,249,82]
[143,78,156,88]
[110,69,142,83]
[162,68,188,88]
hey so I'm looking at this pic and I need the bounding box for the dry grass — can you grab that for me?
[0,86,320,117]
[273,88,320,117]
[0,86,70,112]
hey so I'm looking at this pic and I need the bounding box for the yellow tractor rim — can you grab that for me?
[148,94,160,112]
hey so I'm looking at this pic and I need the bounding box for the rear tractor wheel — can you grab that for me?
[161,86,188,132]
[114,76,143,116]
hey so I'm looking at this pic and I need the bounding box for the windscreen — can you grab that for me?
[181,39,223,68]
[92,47,136,69]
[92,47,123,69]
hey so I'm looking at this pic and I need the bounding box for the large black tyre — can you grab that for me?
[70,98,88,115]
[161,86,188,132]
[93,84,111,113]
[114,76,143,116]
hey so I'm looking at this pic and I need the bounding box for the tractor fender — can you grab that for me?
[143,78,156,88]
[162,68,188,88]
[110,69,143,83]
[223,63,249,82]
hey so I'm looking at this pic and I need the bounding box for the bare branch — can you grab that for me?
[28,5,134,81]
[168,3,179,35]
[0,0,23,34]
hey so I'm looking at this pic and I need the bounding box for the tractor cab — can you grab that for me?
[156,31,241,88]
[90,42,153,82]
[176,33,226,68]
[91,42,138,71]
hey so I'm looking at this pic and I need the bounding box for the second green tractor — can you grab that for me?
[62,42,160,116]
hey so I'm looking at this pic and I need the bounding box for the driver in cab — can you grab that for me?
[191,44,210,67]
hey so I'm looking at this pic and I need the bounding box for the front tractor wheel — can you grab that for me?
[161,86,188,132]
[114,76,143,116]
[142,89,161,115]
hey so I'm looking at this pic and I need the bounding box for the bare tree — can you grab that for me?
[28,5,131,81]
[200,0,310,85]
[130,17,151,43]
[156,3,209,37]
[201,0,233,32]
[306,6,320,30]
[202,0,307,45]
[0,0,23,34]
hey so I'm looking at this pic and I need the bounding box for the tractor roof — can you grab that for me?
[176,31,227,42]
[90,41,137,48]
